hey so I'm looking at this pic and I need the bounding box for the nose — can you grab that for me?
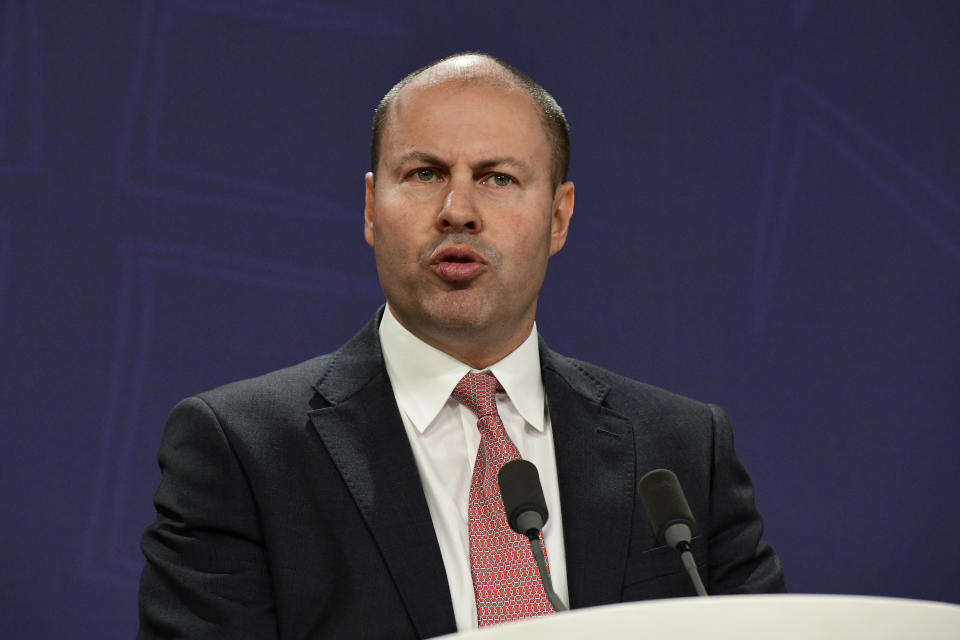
[437,183,481,233]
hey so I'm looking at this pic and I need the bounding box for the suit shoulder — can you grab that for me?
[173,354,335,432]
[545,352,716,422]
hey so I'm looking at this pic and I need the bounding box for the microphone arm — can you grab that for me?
[667,522,708,597]
[528,535,567,612]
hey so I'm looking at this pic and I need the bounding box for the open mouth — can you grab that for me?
[432,246,487,282]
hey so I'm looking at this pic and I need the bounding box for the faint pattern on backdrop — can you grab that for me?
[0,215,9,331]
[0,1,957,638]
[117,0,405,216]
[753,76,960,335]
[0,0,40,174]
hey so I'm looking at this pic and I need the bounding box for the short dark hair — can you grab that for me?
[370,52,571,187]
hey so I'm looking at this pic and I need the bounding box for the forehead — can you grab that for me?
[381,79,551,167]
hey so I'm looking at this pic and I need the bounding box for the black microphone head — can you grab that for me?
[638,468,696,545]
[498,459,549,537]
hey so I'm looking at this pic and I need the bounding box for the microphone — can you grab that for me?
[498,460,568,612]
[499,459,549,538]
[637,468,708,596]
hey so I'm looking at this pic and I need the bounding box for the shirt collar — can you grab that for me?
[378,304,546,434]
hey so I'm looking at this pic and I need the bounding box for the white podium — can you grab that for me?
[442,595,960,639]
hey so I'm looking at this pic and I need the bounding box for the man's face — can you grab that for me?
[364,79,574,358]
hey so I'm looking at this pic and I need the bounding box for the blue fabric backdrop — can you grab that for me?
[1,1,957,637]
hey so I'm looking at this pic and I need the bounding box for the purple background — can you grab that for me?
[1,1,958,637]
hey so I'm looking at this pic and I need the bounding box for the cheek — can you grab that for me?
[500,229,552,276]
[400,181,446,203]
[373,217,427,267]
[383,182,446,211]
[510,215,555,251]
[377,192,438,236]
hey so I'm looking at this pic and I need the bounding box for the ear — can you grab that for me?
[364,172,376,248]
[548,180,575,256]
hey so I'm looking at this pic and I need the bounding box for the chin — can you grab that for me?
[422,293,491,331]
[427,308,487,332]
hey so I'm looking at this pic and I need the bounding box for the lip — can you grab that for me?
[430,245,488,282]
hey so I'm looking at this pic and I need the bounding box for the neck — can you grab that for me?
[430,335,527,370]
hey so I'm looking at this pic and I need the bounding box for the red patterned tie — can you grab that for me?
[452,372,554,627]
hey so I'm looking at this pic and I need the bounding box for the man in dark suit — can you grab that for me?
[138,52,784,639]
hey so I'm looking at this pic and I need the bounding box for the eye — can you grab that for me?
[488,174,513,187]
[415,169,436,182]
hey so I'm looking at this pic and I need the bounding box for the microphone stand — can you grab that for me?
[525,533,568,612]
[675,539,708,597]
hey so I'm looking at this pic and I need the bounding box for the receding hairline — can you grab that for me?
[371,52,570,186]
[399,55,524,92]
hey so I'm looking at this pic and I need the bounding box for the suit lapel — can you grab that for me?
[541,342,636,609]
[308,312,457,638]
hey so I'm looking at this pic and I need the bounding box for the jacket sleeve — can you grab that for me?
[137,396,280,639]
[705,404,786,594]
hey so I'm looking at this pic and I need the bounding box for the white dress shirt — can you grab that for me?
[378,305,568,631]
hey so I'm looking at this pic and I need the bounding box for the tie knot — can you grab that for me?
[452,372,503,419]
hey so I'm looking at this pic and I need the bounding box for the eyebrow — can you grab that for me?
[394,151,446,170]
[474,157,526,173]
[393,151,528,174]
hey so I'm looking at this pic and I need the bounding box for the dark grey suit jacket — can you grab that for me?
[138,310,784,639]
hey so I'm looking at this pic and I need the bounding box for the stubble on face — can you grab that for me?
[420,236,512,326]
